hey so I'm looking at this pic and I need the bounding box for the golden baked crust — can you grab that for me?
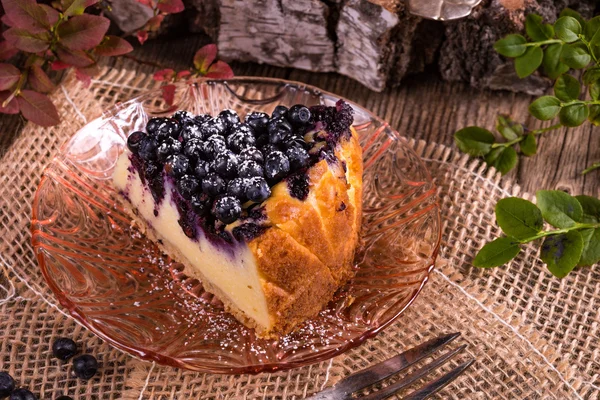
[253,128,363,337]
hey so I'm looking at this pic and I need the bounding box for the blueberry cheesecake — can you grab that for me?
[112,100,363,338]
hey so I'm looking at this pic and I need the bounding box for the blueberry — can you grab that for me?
[245,112,269,133]
[239,160,264,178]
[72,354,98,380]
[172,110,194,123]
[254,133,269,148]
[199,118,226,138]
[213,196,242,224]
[126,131,146,154]
[202,173,227,196]
[287,105,311,126]
[154,118,180,141]
[191,193,210,215]
[272,105,288,119]
[247,177,271,202]
[194,160,211,179]
[261,144,279,156]
[164,154,189,178]
[201,136,227,161]
[180,120,204,142]
[284,136,309,150]
[264,151,290,182]
[156,137,182,162]
[213,150,239,179]
[0,372,15,398]
[8,389,36,400]
[226,177,248,200]
[286,146,310,170]
[194,114,211,125]
[239,147,264,164]
[52,338,78,361]
[145,117,164,134]
[267,117,292,144]
[182,138,204,163]
[56,396,73,400]
[227,129,256,153]
[217,109,240,130]
[177,175,200,199]
[137,137,157,161]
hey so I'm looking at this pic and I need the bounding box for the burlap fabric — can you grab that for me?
[0,67,598,399]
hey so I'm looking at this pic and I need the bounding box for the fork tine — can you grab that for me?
[401,359,475,400]
[359,344,468,400]
[333,333,461,396]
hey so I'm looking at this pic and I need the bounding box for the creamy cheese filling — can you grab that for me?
[112,153,271,329]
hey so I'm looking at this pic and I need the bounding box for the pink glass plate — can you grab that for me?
[31,78,441,373]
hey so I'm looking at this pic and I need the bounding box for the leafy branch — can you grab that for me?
[133,0,184,45]
[454,8,599,176]
[474,191,600,278]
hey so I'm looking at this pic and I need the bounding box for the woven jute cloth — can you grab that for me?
[0,67,599,399]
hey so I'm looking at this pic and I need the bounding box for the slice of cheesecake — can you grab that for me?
[112,101,362,338]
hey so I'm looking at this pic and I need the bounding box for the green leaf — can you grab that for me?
[554,16,582,43]
[575,195,600,223]
[542,44,570,80]
[583,67,600,85]
[520,134,537,156]
[495,197,543,240]
[560,8,585,28]
[560,43,591,69]
[540,231,584,278]
[584,16,600,41]
[590,81,600,101]
[525,14,554,42]
[515,46,543,78]
[553,74,580,101]
[484,147,504,164]
[473,237,521,268]
[536,190,583,228]
[494,34,527,58]
[578,228,600,267]
[588,104,600,126]
[529,96,561,120]
[61,0,99,17]
[486,147,518,175]
[590,29,600,65]
[559,104,589,127]
[454,127,495,157]
[496,115,522,140]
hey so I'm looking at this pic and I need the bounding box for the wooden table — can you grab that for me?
[2,33,598,197]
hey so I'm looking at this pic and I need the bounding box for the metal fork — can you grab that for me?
[307,333,474,400]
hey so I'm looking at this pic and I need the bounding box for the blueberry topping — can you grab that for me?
[164,154,189,178]
[213,150,239,179]
[227,177,250,200]
[144,161,161,178]
[238,160,264,178]
[52,338,78,361]
[239,147,264,164]
[267,117,292,144]
[247,177,271,202]
[201,135,227,161]
[137,137,157,161]
[180,120,204,142]
[154,118,180,142]
[156,137,182,162]
[202,173,227,196]
[199,118,226,138]
[288,105,311,126]
[272,105,288,119]
[194,159,211,179]
[145,117,163,134]
[172,110,194,123]
[72,354,98,380]
[286,146,310,170]
[261,143,279,156]
[191,193,210,214]
[126,131,145,154]
[213,196,242,224]
[194,114,211,125]
[245,112,269,133]
[264,151,290,182]
[0,372,15,398]
[182,138,204,162]
[8,389,36,400]
[218,109,240,130]
[227,128,256,153]
[177,175,200,199]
